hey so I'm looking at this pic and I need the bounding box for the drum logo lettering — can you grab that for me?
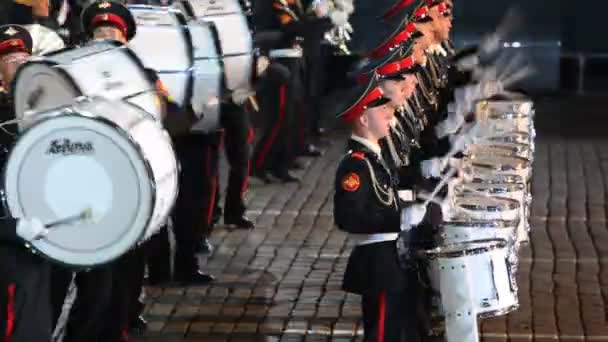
[46,139,94,156]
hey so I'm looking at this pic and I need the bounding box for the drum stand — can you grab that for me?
[436,257,480,342]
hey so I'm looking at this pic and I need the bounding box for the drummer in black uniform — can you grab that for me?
[52,2,202,340]
[332,72,428,341]
[0,24,54,342]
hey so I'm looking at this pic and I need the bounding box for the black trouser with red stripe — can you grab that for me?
[1,248,52,342]
[253,58,298,173]
[171,132,221,275]
[361,290,420,342]
[219,102,254,219]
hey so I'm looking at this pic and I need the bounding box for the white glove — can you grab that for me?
[479,33,501,56]
[231,88,254,105]
[455,54,480,72]
[401,204,427,229]
[439,198,454,220]
[449,132,475,153]
[16,218,48,242]
[334,0,354,14]
[435,111,464,138]
[312,0,330,17]
[420,158,444,179]
[480,80,504,98]
[329,10,349,26]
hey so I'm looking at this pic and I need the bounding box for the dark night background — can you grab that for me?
[452,0,608,92]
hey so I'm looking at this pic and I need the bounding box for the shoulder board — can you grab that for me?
[351,151,365,160]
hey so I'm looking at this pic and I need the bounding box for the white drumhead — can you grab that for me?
[4,113,153,267]
[13,63,81,122]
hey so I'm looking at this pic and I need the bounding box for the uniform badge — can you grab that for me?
[342,173,360,192]
[98,1,112,9]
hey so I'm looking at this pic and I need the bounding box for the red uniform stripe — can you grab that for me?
[4,284,15,342]
[255,84,287,169]
[377,292,386,342]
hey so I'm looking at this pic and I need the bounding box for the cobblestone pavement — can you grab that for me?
[129,95,608,341]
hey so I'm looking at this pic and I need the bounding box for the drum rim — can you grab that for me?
[455,194,521,211]
[420,239,508,258]
[467,154,530,170]
[440,218,519,229]
[487,131,530,139]
[486,111,531,119]
[470,143,529,152]
[478,303,520,319]
[470,174,525,184]
[2,99,160,267]
[455,182,526,194]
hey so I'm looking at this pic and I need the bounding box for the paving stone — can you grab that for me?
[73,105,608,341]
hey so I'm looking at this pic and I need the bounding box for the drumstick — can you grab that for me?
[422,167,457,207]
[416,192,443,206]
[248,95,260,112]
[45,208,93,229]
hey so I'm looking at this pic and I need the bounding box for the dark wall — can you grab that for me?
[452,0,608,53]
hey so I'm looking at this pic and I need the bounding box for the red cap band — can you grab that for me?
[92,13,127,38]
[414,6,429,20]
[343,87,385,123]
[0,39,26,56]
[377,55,415,76]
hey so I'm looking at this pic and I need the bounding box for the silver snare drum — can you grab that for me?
[422,240,519,318]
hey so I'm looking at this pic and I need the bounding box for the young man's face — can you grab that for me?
[93,26,127,44]
[0,51,29,91]
[361,102,395,139]
[380,78,407,108]
[430,6,452,42]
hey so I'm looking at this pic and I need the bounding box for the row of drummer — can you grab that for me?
[327,0,534,340]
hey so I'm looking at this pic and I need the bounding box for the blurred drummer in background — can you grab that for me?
[0,24,54,342]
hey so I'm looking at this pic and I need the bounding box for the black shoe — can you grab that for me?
[174,270,215,285]
[252,170,273,183]
[129,316,148,336]
[289,160,306,170]
[211,206,223,225]
[270,170,300,183]
[197,238,214,254]
[224,215,255,229]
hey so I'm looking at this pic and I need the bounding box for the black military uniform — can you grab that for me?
[0,24,53,342]
[49,4,138,341]
[330,72,425,341]
[252,0,331,181]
